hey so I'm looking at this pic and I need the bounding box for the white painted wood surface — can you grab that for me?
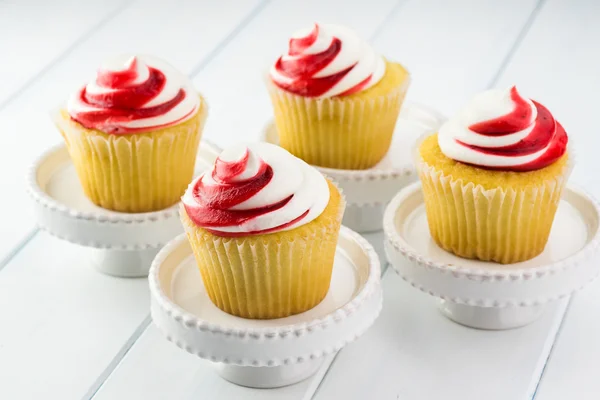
[0,232,149,400]
[92,326,336,400]
[373,0,541,114]
[0,0,129,107]
[492,0,600,398]
[0,0,599,399]
[314,271,569,400]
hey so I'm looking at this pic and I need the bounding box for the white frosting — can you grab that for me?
[67,55,199,131]
[183,142,330,235]
[270,23,386,98]
[438,87,548,168]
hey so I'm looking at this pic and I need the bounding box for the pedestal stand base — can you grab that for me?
[439,301,545,330]
[91,248,159,278]
[215,359,323,389]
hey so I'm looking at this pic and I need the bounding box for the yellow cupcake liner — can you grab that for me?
[55,100,207,213]
[418,154,573,264]
[180,181,345,319]
[267,62,410,170]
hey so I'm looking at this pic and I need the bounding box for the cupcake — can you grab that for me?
[417,86,570,264]
[55,55,208,213]
[267,23,410,170]
[181,142,345,319]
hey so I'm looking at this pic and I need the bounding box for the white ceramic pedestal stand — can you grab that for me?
[27,141,221,277]
[149,227,382,388]
[264,103,445,233]
[384,182,600,330]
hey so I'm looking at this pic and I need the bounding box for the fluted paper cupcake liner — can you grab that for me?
[266,65,410,170]
[181,181,346,319]
[418,154,573,264]
[55,102,207,213]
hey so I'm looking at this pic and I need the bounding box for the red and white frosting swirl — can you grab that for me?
[182,143,330,237]
[270,23,385,98]
[438,86,568,171]
[67,55,199,134]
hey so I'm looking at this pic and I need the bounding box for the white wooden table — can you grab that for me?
[1,1,599,399]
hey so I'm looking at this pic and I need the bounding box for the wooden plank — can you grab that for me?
[0,0,264,261]
[91,326,336,400]
[0,0,129,106]
[314,271,569,400]
[0,232,149,400]
[490,0,600,398]
[373,0,542,115]
[193,0,543,156]
[535,282,600,400]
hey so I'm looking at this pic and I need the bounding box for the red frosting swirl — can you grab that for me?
[67,55,199,134]
[182,144,330,237]
[438,86,568,172]
[270,23,386,98]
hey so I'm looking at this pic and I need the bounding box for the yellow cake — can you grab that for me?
[267,23,410,170]
[56,55,207,213]
[417,87,571,264]
[181,143,345,319]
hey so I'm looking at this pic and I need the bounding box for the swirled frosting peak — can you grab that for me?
[270,23,386,98]
[438,86,568,171]
[67,55,199,134]
[182,143,330,237]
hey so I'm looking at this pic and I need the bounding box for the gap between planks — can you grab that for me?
[530,298,573,399]
[82,316,152,400]
[486,0,548,89]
